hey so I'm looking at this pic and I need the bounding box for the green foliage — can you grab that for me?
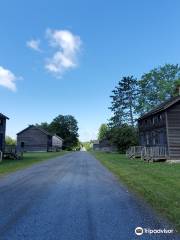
[73,139,82,151]
[5,136,16,145]
[137,64,180,114]
[0,152,67,176]
[36,115,79,150]
[107,64,180,152]
[35,122,50,131]
[109,124,138,153]
[82,141,92,151]
[49,115,79,150]
[98,124,109,141]
[109,76,138,127]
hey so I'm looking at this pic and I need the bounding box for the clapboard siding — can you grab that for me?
[17,126,50,151]
[138,112,167,147]
[167,102,180,158]
[0,117,7,152]
[138,96,180,160]
[17,125,63,152]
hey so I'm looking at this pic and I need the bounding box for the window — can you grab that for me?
[146,133,150,145]
[152,132,156,145]
[155,132,159,145]
[158,114,162,121]
[151,117,155,125]
[21,142,25,148]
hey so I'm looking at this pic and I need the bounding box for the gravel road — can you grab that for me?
[0,152,179,240]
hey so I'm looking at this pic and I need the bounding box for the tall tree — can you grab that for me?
[35,122,50,131]
[137,64,180,114]
[49,115,79,149]
[109,76,138,127]
[98,124,109,141]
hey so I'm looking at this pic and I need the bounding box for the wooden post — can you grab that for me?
[0,151,2,162]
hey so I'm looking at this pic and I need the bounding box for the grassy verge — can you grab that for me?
[91,151,180,231]
[0,151,68,176]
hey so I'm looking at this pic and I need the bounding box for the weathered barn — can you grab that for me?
[0,113,9,152]
[93,139,117,152]
[138,95,180,160]
[17,125,63,152]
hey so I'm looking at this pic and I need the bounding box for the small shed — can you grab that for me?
[93,139,117,152]
[0,113,9,152]
[17,125,63,152]
[138,95,180,161]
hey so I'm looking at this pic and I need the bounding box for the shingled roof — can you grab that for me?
[138,95,180,120]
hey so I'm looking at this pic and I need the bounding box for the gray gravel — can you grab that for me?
[0,151,179,240]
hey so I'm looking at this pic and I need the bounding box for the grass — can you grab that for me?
[91,151,180,232]
[0,151,68,176]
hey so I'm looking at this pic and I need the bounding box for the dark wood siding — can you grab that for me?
[167,102,180,159]
[138,112,167,147]
[0,118,6,151]
[17,126,50,151]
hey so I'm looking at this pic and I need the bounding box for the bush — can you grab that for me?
[109,124,138,153]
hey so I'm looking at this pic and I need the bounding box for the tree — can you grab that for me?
[5,136,16,145]
[98,124,109,141]
[49,115,79,150]
[35,122,50,131]
[109,76,138,127]
[82,141,92,151]
[109,124,138,153]
[137,64,180,114]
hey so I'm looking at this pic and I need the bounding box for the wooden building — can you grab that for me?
[0,113,9,152]
[138,95,180,160]
[17,125,63,152]
[93,139,117,152]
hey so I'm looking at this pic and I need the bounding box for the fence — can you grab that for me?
[126,146,168,162]
[126,146,146,159]
[4,145,23,160]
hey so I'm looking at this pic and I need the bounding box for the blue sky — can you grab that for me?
[0,0,180,141]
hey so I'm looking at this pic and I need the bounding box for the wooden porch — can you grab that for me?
[3,145,23,160]
[126,146,168,162]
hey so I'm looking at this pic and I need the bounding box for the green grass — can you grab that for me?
[0,151,68,176]
[91,151,180,231]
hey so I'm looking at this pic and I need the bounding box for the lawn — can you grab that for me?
[0,151,68,176]
[91,151,180,232]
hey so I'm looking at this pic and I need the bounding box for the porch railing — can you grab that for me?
[126,146,168,162]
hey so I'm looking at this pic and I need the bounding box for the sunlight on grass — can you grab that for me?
[0,151,68,176]
[91,151,180,232]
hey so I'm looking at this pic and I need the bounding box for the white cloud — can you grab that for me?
[26,39,41,51]
[45,29,82,77]
[0,66,18,91]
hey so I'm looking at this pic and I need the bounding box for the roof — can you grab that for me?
[17,125,53,136]
[53,134,63,141]
[138,95,180,120]
[0,113,9,119]
[17,125,63,140]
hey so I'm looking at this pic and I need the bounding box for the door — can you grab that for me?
[0,133,3,151]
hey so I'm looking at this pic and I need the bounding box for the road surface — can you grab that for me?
[0,152,178,240]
